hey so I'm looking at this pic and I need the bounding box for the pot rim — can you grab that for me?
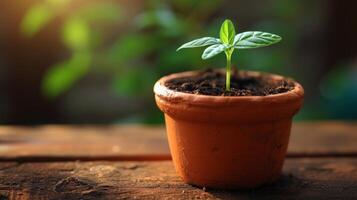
[154,69,304,107]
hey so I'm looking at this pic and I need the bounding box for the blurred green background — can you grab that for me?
[0,0,356,124]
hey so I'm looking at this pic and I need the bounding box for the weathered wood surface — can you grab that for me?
[289,121,357,157]
[0,159,356,200]
[0,122,356,199]
[0,122,356,161]
[0,125,170,161]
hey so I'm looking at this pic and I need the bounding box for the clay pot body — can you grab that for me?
[154,70,304,189]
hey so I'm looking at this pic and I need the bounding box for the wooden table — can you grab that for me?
[0,121,356,199]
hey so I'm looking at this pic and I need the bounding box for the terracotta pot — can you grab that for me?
[154,70,304,189]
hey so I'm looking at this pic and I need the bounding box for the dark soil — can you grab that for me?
[165,69,295,96]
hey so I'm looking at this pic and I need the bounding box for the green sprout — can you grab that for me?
[177,19,282,91]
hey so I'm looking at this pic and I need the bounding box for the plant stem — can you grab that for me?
[225,51,232,91]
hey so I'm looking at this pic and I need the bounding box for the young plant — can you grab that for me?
[177,19,282,91]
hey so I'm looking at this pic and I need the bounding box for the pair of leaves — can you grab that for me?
[177,19,282,59]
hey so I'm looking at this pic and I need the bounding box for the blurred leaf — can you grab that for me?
[78,3,121,22]
[157,44,204,73]
[194,0,222,13]
[112,67,157,96]
[172,0,222,16]
[155,9,176,27]
[47,0,70,6]
[107,34,158,65]
[172,0,197,7]
[320,65,357,119]
[42,52,91,98]
[21,4,54,37]
[135,8,185,37]
[271,0,302,18]
[62,17,90,50]
[320,67,350,100]
[21,0,71,37]
[236,49,287,73]
[112,71,141,96]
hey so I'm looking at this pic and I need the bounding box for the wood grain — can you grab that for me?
[0,125,169,161]
[0,158,356,200]
[0,122,356,161]
[289,121,357,156]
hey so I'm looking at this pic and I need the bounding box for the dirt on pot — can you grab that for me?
[165,69,294,96]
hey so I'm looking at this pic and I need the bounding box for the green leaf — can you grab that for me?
[77,3,121,22]
[62,17,90,50]
[107,34,157,65]
[21,0,71,37]
[113,70,143,96]
[47,0,70,6]
[219,19,236,45]
[20,4,54,37]
[177,37,220,51]
[42,52,91,98]
[201,44,226,59]
[112,67,157,97]
[234,31,282,49]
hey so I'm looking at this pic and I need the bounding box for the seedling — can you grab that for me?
[177,19,282,91]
